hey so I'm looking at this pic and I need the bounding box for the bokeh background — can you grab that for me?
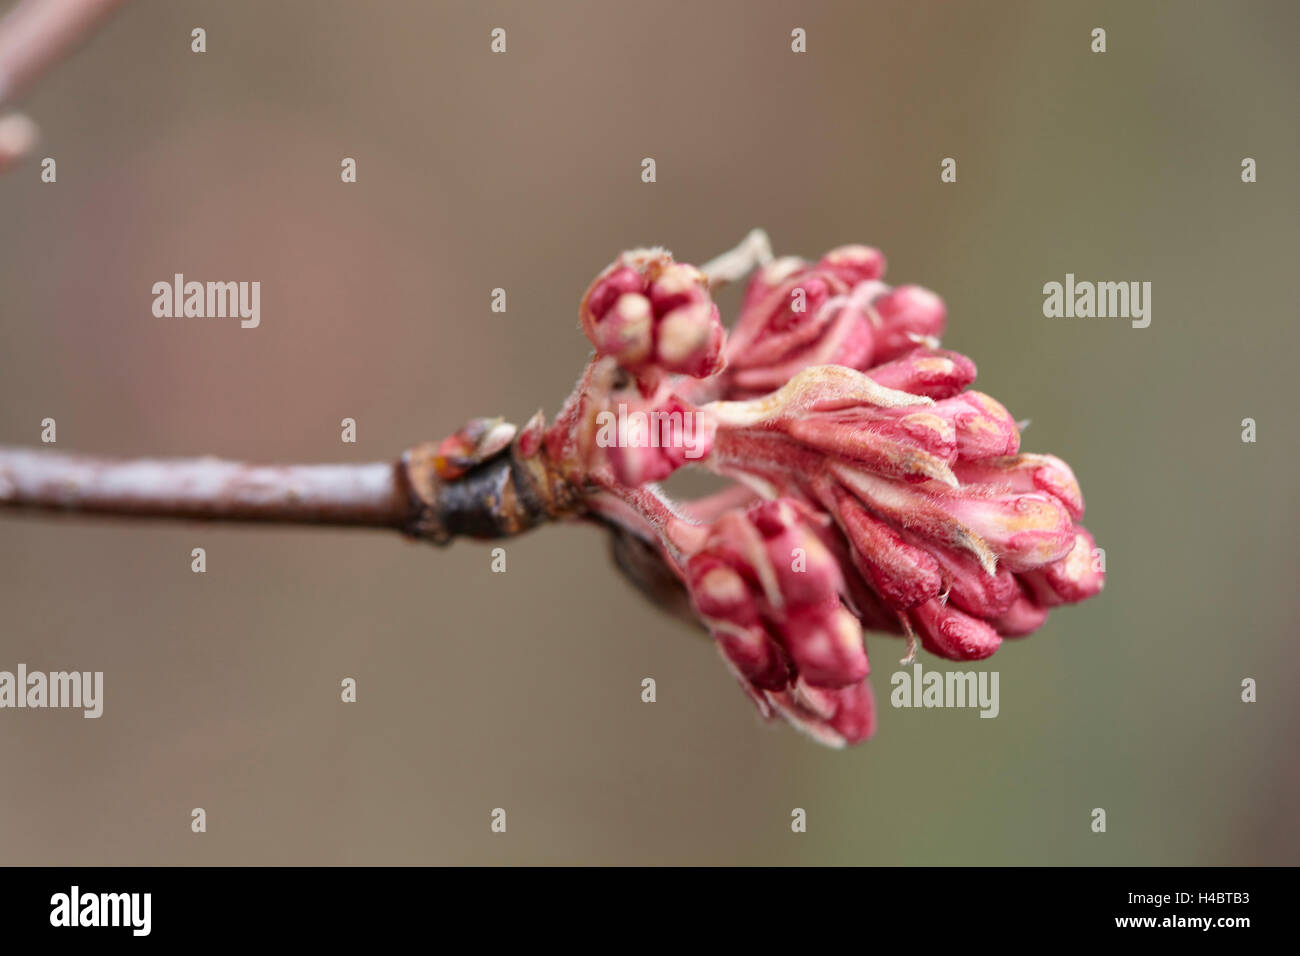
[1,0,1296,865]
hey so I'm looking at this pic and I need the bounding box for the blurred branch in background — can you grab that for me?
[0,0,125,170]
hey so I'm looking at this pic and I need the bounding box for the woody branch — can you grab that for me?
[0,443,584,544]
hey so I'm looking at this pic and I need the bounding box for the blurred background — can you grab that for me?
[0,0,1297,865]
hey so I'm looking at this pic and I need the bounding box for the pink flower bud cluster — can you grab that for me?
[580,249,725,390]
[722,245,946,396]
[686,499,876,746]
[546,238,1103,746]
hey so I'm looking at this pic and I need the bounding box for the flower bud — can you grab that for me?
[953,453,1085,520]
[831,488,942,609]
[865,348,977,400]
[928,391,1021,460]
[689,558,791,690]
[869,285,947,362]
[781,595,870,688]
[767,678,877,747]
[832,464,1075,574]
[940,489,1077,573]
[1020,526,1105,606]
[656,301,725,376]
[990,587,1051,637]
[784,408,958,485]
[590,293,653,366]
[580,251,725,381]
[910,598,1003,660]
[647,262,709,314]
[815,244,887,286]
[899,526,1019,619]
[686,499,868,691]
[750,499,843,606]
[584,265,644,322]
[729,273,839,369]
[726,308,875,395]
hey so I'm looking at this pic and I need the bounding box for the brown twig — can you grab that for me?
[0,447,411,528]
[0,443,586,544]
